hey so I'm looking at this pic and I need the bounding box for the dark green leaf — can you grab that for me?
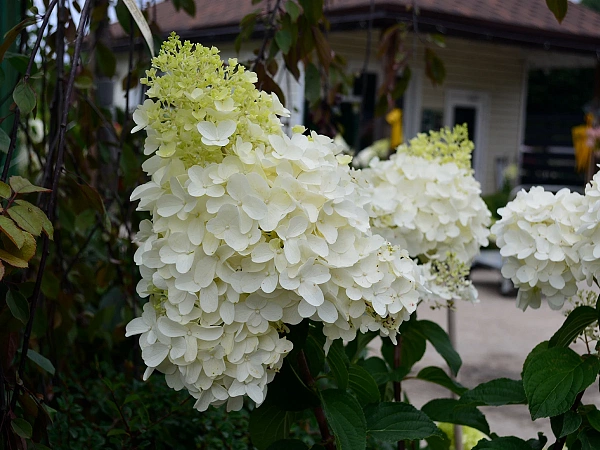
[107,428,128,436]
[275,29,292,54]
[549,306,598,348]
[391,66,411,100]
[551,410,582,438]
[250,401,293,450]
[358,357,389,386]
[5,52,30,75]
[95,42,117,78]
[522,340,549,377]
[587,407,600,432]
[460,378,526,406]
[178,0,196,16]
[546,0,568,23]
[365,401,440,441]
[472,436,532,449]
[266,439,309,450]
[346,330,377,363]
[0,127,10,154]
[312,27,332,73]
[11,418,32,439]
[115,0,132,34]
[424,48,446,86]
[422,399,490,435]
[0,17,36,63]
[425,433,452,450]
[523,348,599,420]
[305,334,325,377]
[6,290,29,324]
[383,321,426,374]
[416,366,467,396]
[27,350,56,375]
[285,0,301,21]
[321,389,367,450]
[305,63,321,106]
[348,364,380,404]
[268,360,319,411]
[79,184,106,216]
[414,320,461,376]
[578,428,600,450]
[526,432,548,450]
[326,339,349,390]
[13,80,36,116]
[299,0,323,24]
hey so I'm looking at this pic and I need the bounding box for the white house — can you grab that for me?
[110,0,600,194]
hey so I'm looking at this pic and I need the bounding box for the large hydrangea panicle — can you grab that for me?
[127,34,422,411]
[359,125,491,304]
[578,168,600,284]
[491,186,586,311]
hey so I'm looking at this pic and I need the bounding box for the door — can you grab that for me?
[444,90,490,184]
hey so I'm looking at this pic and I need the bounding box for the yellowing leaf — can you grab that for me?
[0,248,28,268]
[2,231,37,263]
[0,216,25,248]
[9,176,50,194]
[0,181,11,199]
[15,200,53,240]
[122,0,155,55]
[7,205,43,236]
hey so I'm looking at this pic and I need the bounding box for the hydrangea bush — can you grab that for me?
[491,187,586,310]
[359,126,491,303]
[125,35,422,412]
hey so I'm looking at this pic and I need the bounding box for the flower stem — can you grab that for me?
[394,336,405,450]
[297,350,336,450]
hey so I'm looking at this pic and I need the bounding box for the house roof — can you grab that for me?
[111,0,600,53]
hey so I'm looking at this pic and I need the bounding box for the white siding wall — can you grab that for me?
[328,31,527,194]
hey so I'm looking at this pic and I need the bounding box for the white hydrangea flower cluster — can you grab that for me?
[361,130,491,263]
[578,170,600,284]
[491,187,586,311]
[357,126,491,303]
[420,253,479,307]
[125,35,422,411]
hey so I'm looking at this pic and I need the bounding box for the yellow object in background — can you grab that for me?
[386,108,403,149]
[572,113,594,172]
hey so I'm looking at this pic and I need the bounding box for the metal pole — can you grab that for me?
[447,308,463,450]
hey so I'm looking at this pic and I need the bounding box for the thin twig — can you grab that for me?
[393,335,405,450]
[1,114,20,182]
[251,0,284,73]
[297,350,336,450]
[2,0,59,183]
[10,0,94,412]
[61,222,101,284]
